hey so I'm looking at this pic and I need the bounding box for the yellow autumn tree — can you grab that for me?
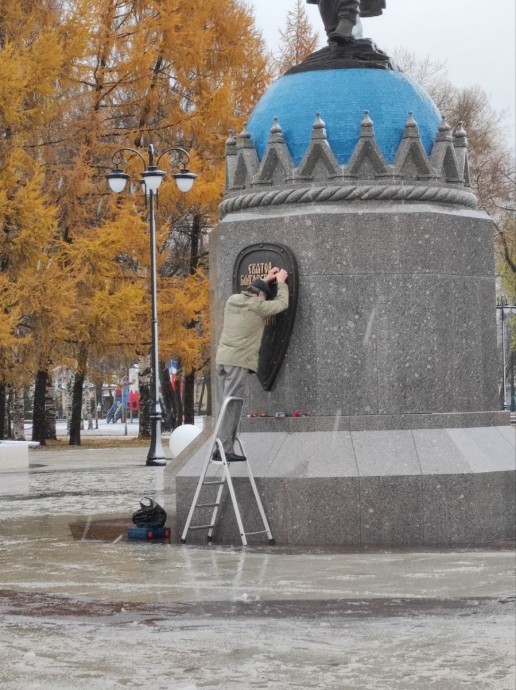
[0,0,79,440]
[2,0,271,438]
[274,0,319,76]
[116,0,271,424]
[57,0,271,430]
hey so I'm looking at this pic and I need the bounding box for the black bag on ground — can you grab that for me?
[132,497,167,528]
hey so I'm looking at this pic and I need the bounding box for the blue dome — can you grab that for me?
[247,69,441,166]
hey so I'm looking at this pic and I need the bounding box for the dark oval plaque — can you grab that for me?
[233,243,298,391]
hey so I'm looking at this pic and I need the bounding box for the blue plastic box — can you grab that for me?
[128,526,171,541]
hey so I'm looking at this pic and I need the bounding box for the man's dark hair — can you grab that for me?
[244,279,272,300]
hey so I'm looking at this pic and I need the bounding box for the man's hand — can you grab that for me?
[265,267,288,284]
[264,267,280,282]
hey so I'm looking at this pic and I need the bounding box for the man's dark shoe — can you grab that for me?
[225,452,247,462]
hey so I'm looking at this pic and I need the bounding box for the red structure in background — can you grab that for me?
[129,390,140,411]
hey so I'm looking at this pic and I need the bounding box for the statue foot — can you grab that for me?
[328,18,355,43]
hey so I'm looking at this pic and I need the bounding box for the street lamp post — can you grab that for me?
[496,295,516,411]
[107,144,197,466]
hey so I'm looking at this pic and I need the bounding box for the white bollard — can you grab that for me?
[169,424,201,459]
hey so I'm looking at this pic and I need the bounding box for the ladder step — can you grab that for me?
[189,524,216,531]
[181,396,274,547]
[244,530,269,536]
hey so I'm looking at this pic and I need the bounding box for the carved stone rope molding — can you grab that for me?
[219,183,477,217]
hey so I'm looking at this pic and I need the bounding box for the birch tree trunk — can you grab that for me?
[0,384,7,439]
[32,370,48,446]
[159,362,174,432]
[138,354,151,439]
[12,387,25,440]
[183,371,195,425]
[45,376,57,440]
[172,378,183,430]
[69,346,87,446]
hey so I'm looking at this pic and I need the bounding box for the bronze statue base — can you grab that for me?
[285,39,395,75]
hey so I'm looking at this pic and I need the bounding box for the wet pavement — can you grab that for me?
[0,445,515,689]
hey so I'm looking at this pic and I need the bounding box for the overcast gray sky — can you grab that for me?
[249,0,516,147]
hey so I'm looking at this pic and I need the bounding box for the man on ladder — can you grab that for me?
[181,267,289,545]
[215,266,289,461]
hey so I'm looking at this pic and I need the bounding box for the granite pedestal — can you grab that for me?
[175,425,515,547]
[175,202,515,547]
[174,65,515,547]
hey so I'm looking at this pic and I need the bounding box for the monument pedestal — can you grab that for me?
[173,65,515,547]
[176,425,515,547]
[175,198,515,547]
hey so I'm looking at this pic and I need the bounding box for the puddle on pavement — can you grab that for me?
[0,588,509,621]
[68,516,179,543]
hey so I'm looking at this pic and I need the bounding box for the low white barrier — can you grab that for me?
[0,440,39,470]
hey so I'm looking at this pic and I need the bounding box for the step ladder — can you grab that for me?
[181,396,274,546]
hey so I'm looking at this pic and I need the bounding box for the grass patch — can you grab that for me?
[37,437,151,450]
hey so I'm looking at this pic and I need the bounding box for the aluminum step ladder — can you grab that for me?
[180,396,274,546]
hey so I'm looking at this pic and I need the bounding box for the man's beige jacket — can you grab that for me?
[216,283,289,372]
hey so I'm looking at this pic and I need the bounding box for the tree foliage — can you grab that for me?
[0,0,271,438]
[0,0,73,387]
[274,0,319,76]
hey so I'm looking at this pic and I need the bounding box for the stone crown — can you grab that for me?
[220,67,476,217]
[221,111,473,217]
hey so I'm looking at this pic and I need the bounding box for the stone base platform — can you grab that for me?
[175,425,515,548]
